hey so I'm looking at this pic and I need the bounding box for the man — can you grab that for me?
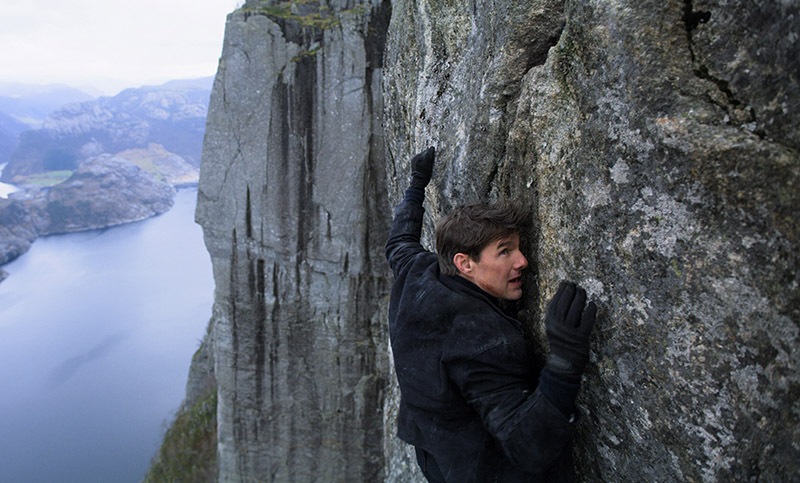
[385,147,596,482]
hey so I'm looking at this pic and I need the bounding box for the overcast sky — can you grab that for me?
[0,0,242,95]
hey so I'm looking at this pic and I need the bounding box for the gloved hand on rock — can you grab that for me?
[545,281,597,383]
[409,147,435,190]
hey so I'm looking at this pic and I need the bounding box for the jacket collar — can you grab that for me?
[445,274,501,307]
[440,273,523,329]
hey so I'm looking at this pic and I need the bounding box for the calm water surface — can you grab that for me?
[0,188,214,482]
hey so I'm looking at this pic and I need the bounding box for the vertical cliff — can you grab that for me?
[195,1,392,480]
[185,0,798,481]
[384,0,799,481]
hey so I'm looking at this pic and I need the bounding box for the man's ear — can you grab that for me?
[453,253,473,276]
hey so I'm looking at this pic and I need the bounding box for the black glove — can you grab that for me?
[545,281,597,383]
[409,147,435,189]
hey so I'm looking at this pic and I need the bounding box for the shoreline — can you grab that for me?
[0,163,21,198]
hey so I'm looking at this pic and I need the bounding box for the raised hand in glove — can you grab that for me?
[545,281,597,383]
[409,147,436,190]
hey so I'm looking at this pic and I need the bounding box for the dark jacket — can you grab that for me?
[385,190,578,482]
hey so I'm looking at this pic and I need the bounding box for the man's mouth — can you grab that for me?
[509,276,522,286]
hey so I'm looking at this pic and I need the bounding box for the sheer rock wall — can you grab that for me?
[195,1,392,481]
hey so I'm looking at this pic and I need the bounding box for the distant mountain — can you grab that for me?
[0,83,95,127]
[0,83,96,165]
[0,111,29,164]
[141,77,214,92]
[1,77,212,183]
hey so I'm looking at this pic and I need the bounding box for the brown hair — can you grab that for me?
[435,202,528,276]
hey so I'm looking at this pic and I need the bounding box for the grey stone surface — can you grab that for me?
[195,1,393,481]
[383,0,799,481]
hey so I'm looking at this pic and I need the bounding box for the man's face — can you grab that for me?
[467,233,528,300]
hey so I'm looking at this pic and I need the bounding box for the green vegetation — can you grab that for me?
[135,161,167,183]
[242,0,370,77]
[114,146,169,183]
[289,45,322,63]
[670,259,683,278]
[142,390,218,482]
[24,170,73,187]
[243,0,368,30]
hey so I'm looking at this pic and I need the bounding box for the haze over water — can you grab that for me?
[0,188,213,482]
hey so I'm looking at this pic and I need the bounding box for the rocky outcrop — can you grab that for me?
[383,0,799,481]
[182,0,798,481]
[0,196,38,266]
[195,1,392,480]
[37,155,175,234]
[0,155,174,267]
[115,143,200,187]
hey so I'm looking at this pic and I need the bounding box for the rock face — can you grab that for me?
[189,0,798,481]
[195,1,392,480]
[383,0,799,481]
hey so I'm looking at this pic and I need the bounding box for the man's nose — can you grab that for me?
[515,251,528,270]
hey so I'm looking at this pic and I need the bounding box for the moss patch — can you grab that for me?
[142,390,218,482]
[23,171,73,187]
[243,0,369,30]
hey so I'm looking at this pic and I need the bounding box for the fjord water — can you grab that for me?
[0,188,213,482]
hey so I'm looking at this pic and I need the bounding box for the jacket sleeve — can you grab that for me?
[385,186,428,277]
[448,343,578,475]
